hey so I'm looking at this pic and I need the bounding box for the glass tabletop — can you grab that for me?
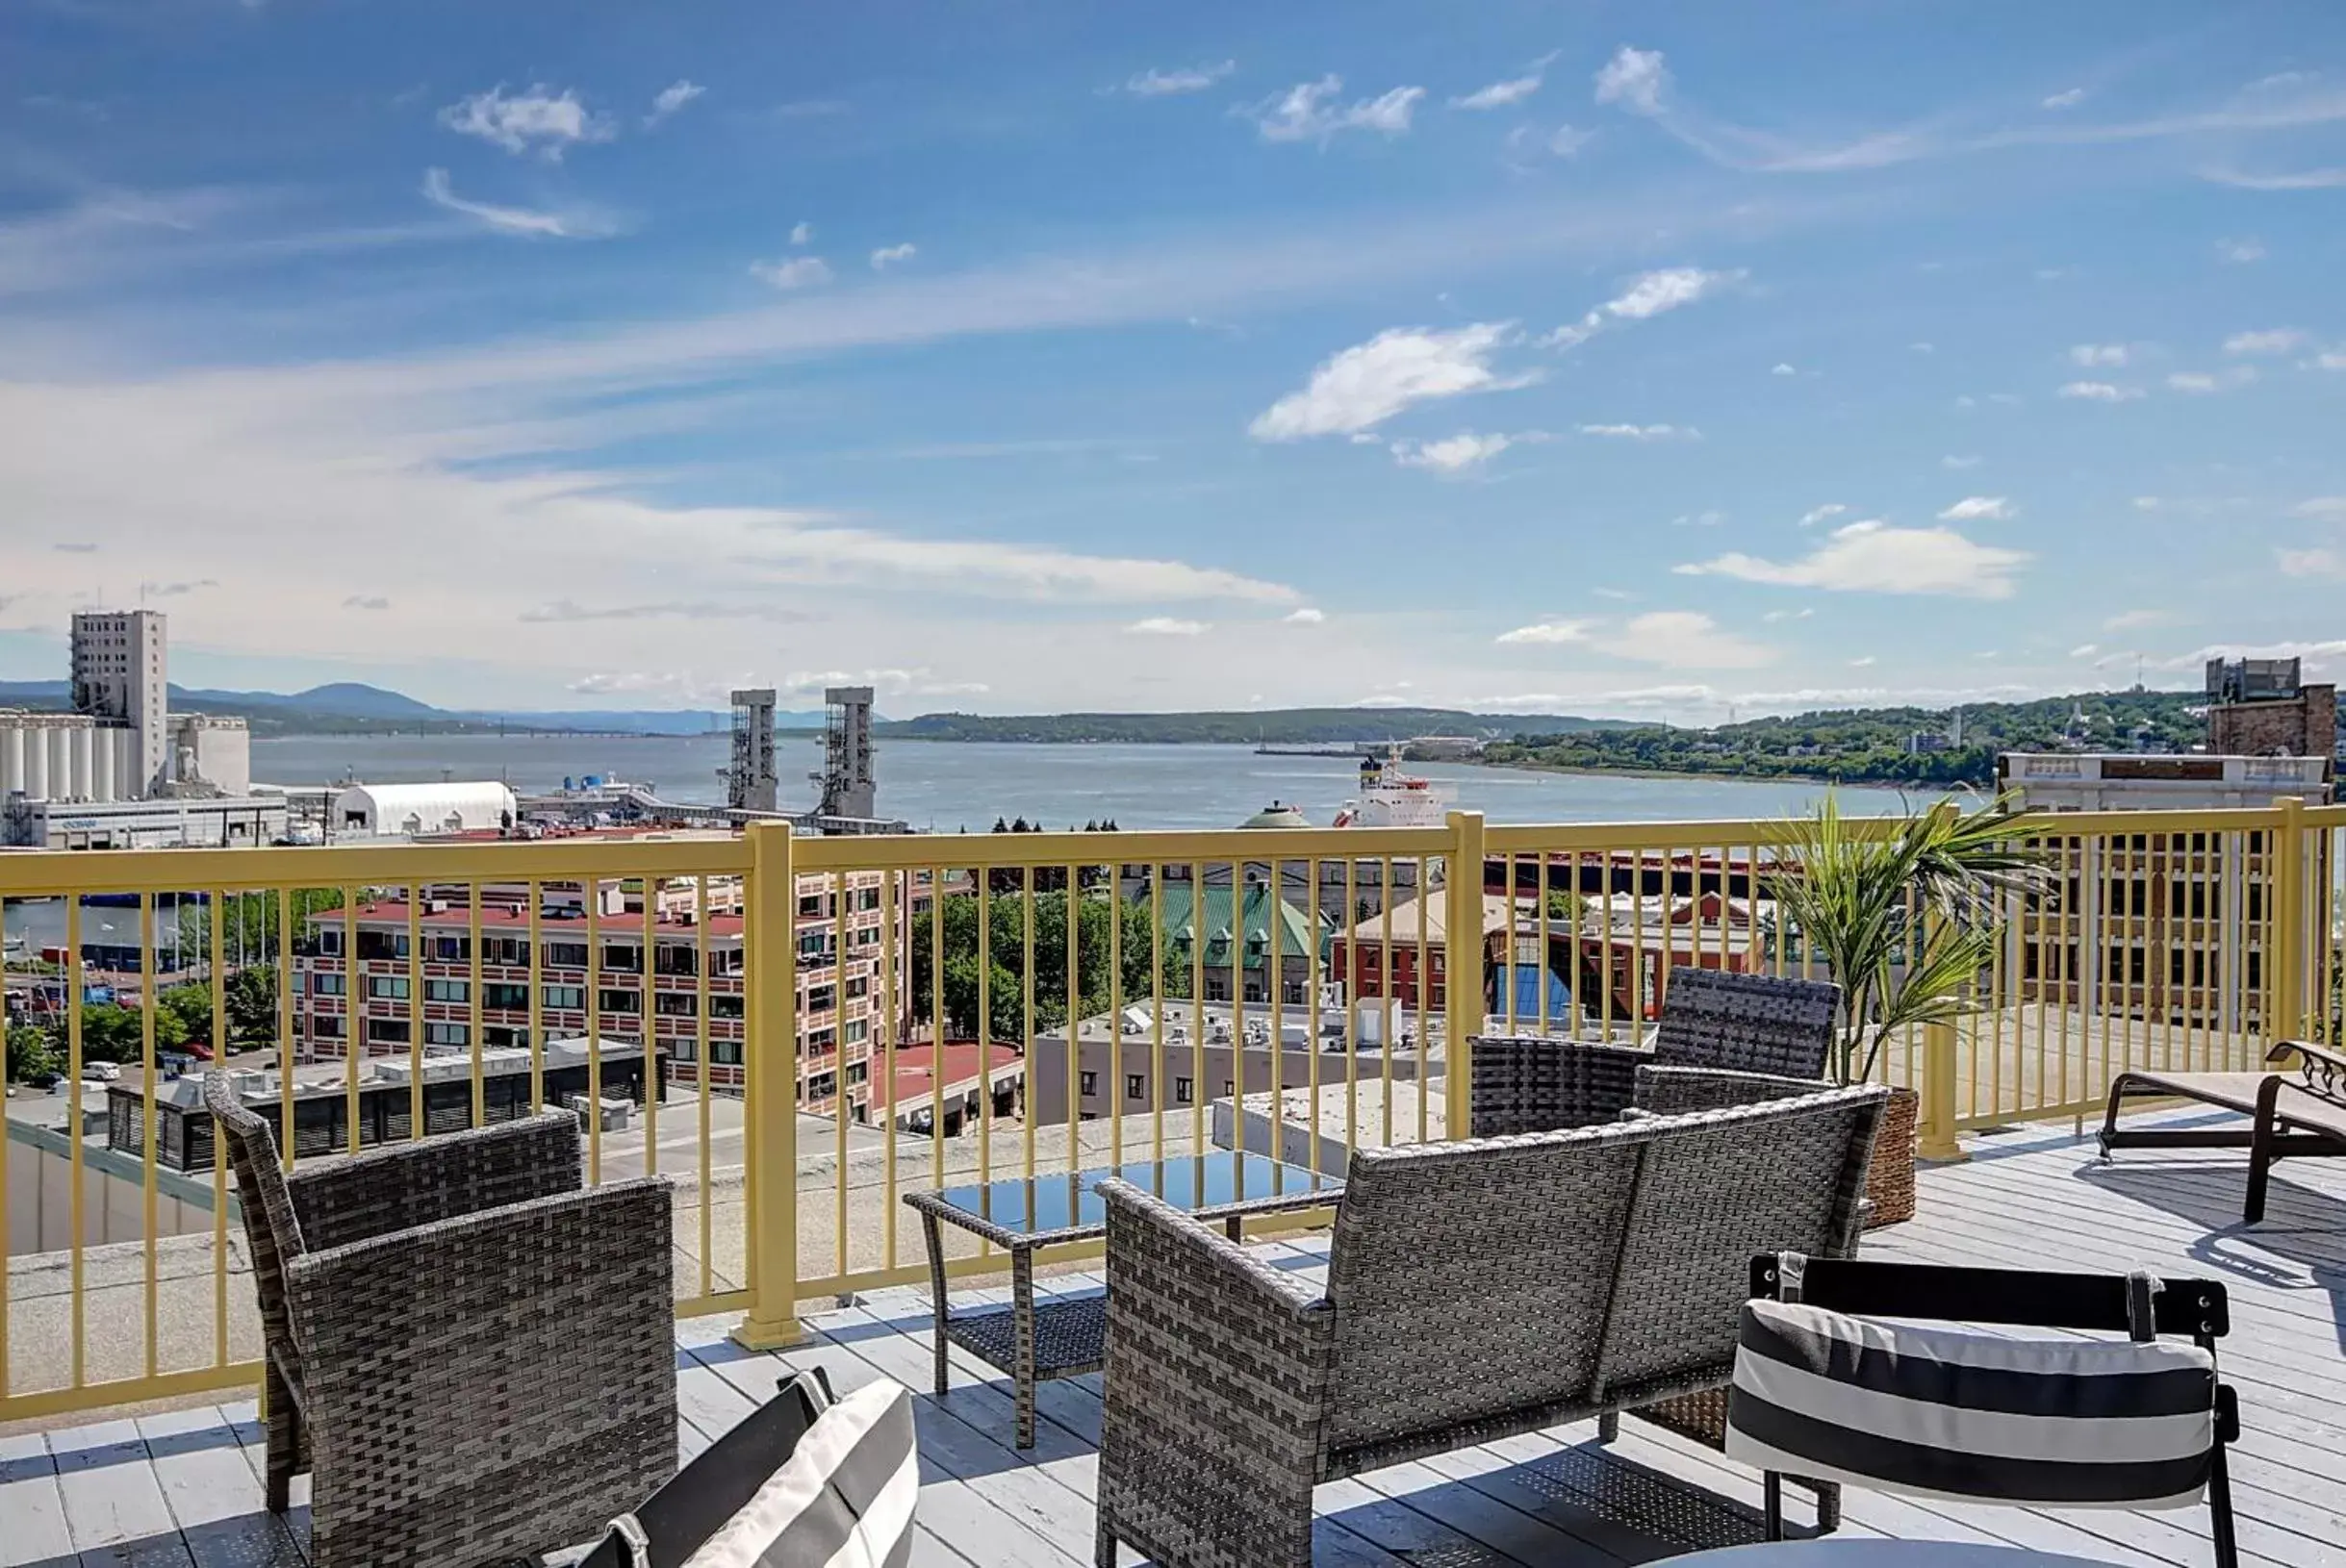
[928,1151,1339,1238]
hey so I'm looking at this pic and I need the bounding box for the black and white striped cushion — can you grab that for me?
[1725,1297,2219,1508]
[681,1379,919,1568]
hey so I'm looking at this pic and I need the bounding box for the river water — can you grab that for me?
[248,735,1906,832]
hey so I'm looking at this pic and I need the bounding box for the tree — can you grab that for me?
[76,1000,190,1063]
[909,891,1166,1041]
[7,1023,61,1083]
[159,985,214,1051]
[224,966,280,1047]
[175,889,344,972]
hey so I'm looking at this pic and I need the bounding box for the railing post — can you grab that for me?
[733,821,803,1350]
[1917,801,1966,1163]
[1443,811,1487,1140]
[2274,796,2308,1047]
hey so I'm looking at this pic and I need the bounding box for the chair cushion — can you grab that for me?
[676,1380,918,1568]
[1725,1299,2217,1508]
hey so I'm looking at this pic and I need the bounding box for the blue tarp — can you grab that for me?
[1491,963,1570,1020]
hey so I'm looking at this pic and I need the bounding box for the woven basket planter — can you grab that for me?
[1862,1085,1920,1228]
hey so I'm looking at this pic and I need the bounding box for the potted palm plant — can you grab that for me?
[1771,793,2043,1226]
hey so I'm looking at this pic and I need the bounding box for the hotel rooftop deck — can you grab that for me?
[7,1108,2340,1568]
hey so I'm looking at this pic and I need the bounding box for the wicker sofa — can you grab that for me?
[1471,965,1841,1137]
[1095,1084,1887,1568]
[206,1073,677,1568]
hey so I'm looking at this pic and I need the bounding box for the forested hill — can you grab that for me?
[1485,690,2210,787]
[880,707,1639,745]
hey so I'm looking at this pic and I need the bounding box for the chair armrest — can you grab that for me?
[1097,1178,1334,1563]
[285,1178,676,1485]
[1469,1034,1650,1136]
[2268,1039,2346,1102]
[1635,1064,1832,1115]
[287,1111,583,1251]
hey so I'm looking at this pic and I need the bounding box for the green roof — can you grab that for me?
[1157,882,1324,969]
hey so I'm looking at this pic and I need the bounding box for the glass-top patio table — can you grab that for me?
[904,1152,1341,1447]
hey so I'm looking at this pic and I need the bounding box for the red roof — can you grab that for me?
[866,1041,1021,1110]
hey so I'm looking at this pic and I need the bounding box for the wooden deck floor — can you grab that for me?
[7,1109,2345,1567]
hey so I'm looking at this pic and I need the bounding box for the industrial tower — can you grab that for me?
[815,686,877,819]
[725,689,779,813]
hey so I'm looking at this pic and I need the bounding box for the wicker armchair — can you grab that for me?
[1471,966,1841,1137]
[1096,1085,1887,1568]
[206,1073,677,1568]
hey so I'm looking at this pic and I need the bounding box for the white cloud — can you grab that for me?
[869,242,917,269]
[1250,322,1532,440]
[1122,61,1237,97]
[1125,616,1210,636]
[1544,266,1744,349]
[790,220,812,245]
[645,80,705,127]
[1798,503,1848,527]
[1390,431,1520,472]
[1247,77,1425,142]
[2069,644,2099,659]
[2202,166,2346,190]
[749,255,832,290]
[1938,495,2014,522]
[2278,547,2346,580]
[2294,496,2346,521]
[2104,609,2180,631]
[2218,237,2267,263]
[1453,73,1544,112]
[2042,88,2087,110]
[1496,610,1774,670]
[2058,381,2143,401]
[1495,620,1591,645]
[344,594,391,611]
[421,167,615,240]
[1942,454,1981,469]
[2166,367,2256,393]
[2068,342,2130,367]
[1673,510,1727,528]
[2313,348,2346,371]
[1539,125,1596,158]
[2224,327,2306,356]
[1762,607,1815,622]
[1849,654,1878,668]
[1576,422,1696,441]
[1911,341,1936,354]
[439,84,612,160]
[1593,47,1669,114]
[2132,496,2162,511]
[1283,606,1326,624]
[1771,362,1798,377]
[1590,588,1632,601]
[1675,519,2029,599]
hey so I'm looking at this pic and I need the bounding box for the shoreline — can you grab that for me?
[1478,756,1962,795]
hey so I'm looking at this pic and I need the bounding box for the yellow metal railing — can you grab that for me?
[4,802,2333,1418]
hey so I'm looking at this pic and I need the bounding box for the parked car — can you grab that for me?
[81,1061,121,1082]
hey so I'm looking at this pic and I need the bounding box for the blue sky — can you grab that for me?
[2,1,2342,719]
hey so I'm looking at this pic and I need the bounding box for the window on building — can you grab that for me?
[1223,1079,1235,1097]
[1175,1076,1193,1104]
[316,929,342,956]
[368,1019,410,1045]
[798,894,825,918]
[424,979,469,1003]
[600,944,641,974]
[710,949,744,974]
[806,1027,835,1051]
[598,988,640,1014]
[654,946,698,976]
[845,975,869,999]
[846,1060,868,1084]
[425,1023,470,1047]
[1283,980,1306,1005]
[546,942,588,970]
[311,973,344,996]
[1126,1074,1144,1100]
[844,1018,867,1044]
[311,1015,344,1039]
[806,985,835,1013]
[484,982,529,1010]
[483,937,528,967]
[1080,1071,1098,1097]
[368,975,410,1000]
[544,984,585,1010]
[432,935,464,962]
[655,992,698,1017]
[858,887,881,911]
[1205,975,1231,1001]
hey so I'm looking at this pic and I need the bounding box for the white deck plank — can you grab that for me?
[0,1430,77,1568]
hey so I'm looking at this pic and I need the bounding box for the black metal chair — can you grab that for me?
[1729,1254,2238,1565]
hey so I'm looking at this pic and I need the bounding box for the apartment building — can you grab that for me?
[293,868,928,1117]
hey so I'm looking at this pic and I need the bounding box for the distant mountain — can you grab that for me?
[0,677,818,736]
[880,707,1641,745]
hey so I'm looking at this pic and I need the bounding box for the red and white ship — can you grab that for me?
[1330,746,1455,829]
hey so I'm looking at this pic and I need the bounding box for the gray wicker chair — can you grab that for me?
[205,1073,677,1568]
[1096,1084,1887,1568]
[1471,965,1842,1137]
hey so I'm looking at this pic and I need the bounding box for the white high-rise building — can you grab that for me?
[70,610,170,795]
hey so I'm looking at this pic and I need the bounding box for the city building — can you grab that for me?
[292,867,928,1116]
[2000,748,2332,1030]
[69,609,169,795]
[330,780,519,837]
[2,793,288,850]
[1024,999,1420,1125]
[1156,878,1323,1006]
[2205,656,2336,759]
